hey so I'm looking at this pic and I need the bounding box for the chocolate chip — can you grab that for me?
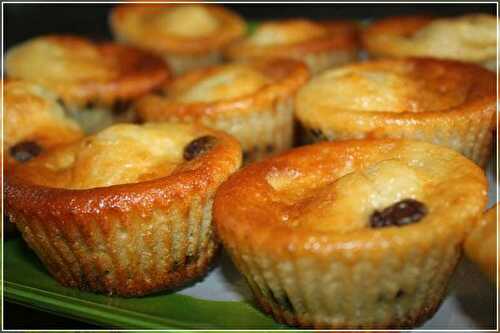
[10,141,42,163]
[183,135,217,161]
[370,199,427,229]
[396,289,405,298]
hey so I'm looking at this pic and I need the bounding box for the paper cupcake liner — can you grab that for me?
[300,108,495,167]
[164,52,222,75]
[206,97,294,163]
[164,97,295,164]
[11,194,218,296]
[223,224,462,329]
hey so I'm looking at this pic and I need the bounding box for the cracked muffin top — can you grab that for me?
[110,3,245,55]
[3,80,84,164]
[9,122,241,190]
[225,19,359,59]
[5,35,170,107]
[296,57,495,117]
[214,140,487,256]
[362,14,496,65]
[135,58,309,119]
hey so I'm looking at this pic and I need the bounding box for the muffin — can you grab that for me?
[214,139,487,329]
[110,3,246,74]
[134,58,309,162]
[5,35,170,133]
[3,79,83,165]
[362,14,497,71]
[5,123,241,296]
[465,204,498,284]
[295,58,496,167]
[225,19,359,74]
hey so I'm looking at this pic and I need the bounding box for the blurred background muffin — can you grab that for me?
[225,18,359,74]
[362,14,497,71]
[110,2,246,74]
[295,57,496,167]
[5,35,171,133]
[3,79,83,166]
[135,58,309,163]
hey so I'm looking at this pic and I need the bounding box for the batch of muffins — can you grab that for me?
[3,2,498,330]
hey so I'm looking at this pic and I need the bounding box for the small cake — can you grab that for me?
[214,139,487,329]
[110,3,246,74]
[3,80,83,165]
[134,58,309,162]
[5,123,241,296]
[362,14,497,71]
[225,19,359,74]
[5,35,170,133]
[295,58,496,167]
[465,204,498,284]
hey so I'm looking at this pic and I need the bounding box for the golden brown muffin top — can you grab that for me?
[110,3,245,55]
[3,80,83,164]
[5,35,170,107]
[296,57,495,119]
[9,122,241,190]
[362,14,497,63]
[465,203,498,284]
[225,19,359,59]
[135,58,310,120]
[170,63,272,103]
[214,140,487,257]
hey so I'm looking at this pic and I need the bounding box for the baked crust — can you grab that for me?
[135,58,309,162]
[5,35,170,108]
[225,19,359,74]
[3,80,83,164]
[110,3,245,55]
[362,15,496,68]
[295,58,496,166]
[5,123,242,296]
[465,204,498,284]
[214,139,487,328]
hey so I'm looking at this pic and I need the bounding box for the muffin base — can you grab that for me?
[226,237,460,329]
[254,289,446,329]
[202,97,294,163]
[164,52,222,75]
[10,195,219,297]
[299,107,495,167]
